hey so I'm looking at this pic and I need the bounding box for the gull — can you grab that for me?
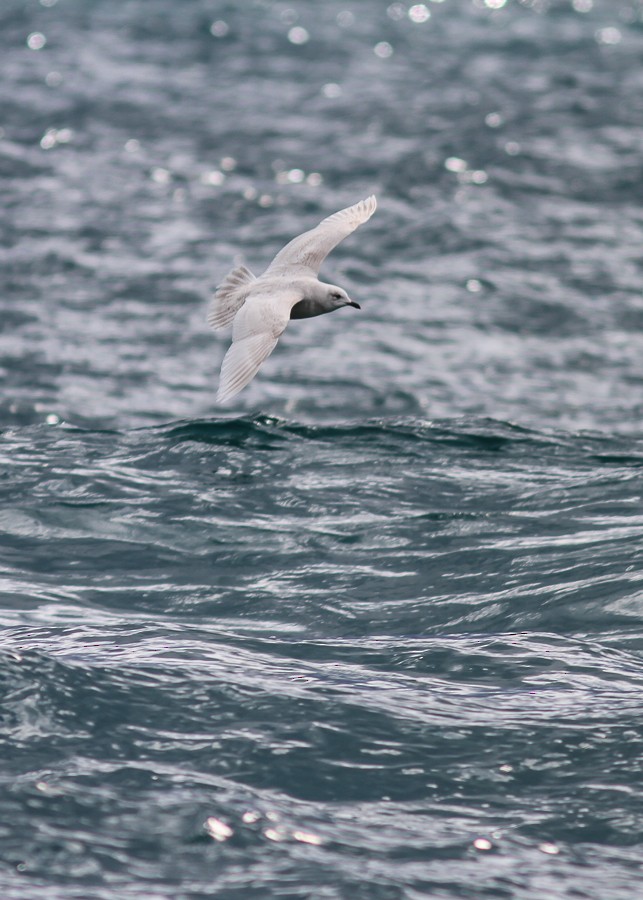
[208,195,377,403]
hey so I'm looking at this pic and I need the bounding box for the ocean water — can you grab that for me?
[1,0,643,897]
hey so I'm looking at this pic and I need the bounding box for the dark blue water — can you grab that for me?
[2,1,643,897]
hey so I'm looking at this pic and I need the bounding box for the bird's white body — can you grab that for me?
[208,195,377,403]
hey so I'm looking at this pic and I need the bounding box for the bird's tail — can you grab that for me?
[207,265,256,330]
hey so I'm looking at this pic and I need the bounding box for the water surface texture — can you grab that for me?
[1,1,643,897]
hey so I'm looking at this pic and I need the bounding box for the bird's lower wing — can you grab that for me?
[265,195,377,277]
[216,332,279,403]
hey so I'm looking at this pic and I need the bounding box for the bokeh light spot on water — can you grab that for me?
[204,817,233,842]
[220,156,237,172]
[150,167,172,184]
[504,140,520,155]
[322,82,343,98]
[200,170,225,186]
[473,838,494,851]
[40,128,68,150]
[445,156,467,172]
[242,811,260,825]
[292,830,323,846]
[374,41,394,58]
[307,172,323,186]
[484,0,507,8]
[275,168,305,184]
[466,279,482,293]
[258,194,273,207]
[40,130,56,150]
[387,3,406,20]
[572,0,593,11]
[124,139,140,152]
[485,111,504,128]
[409,4,431,23]
[45,414,60,426]
[36,780,62,794]
[288,26,310,45]
[264,828,286,842]
[596,27,622,45]
[27,32,47,50]
[539,843,560,855]
[209,20,229,38]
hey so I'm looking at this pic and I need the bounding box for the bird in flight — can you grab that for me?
[208,195,377,403]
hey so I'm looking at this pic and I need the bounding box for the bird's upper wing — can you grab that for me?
[216,287,300,403]
[265,195,377,277]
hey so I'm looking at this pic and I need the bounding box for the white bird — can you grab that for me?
[208,195,377,403]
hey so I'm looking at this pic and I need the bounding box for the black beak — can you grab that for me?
[347,300,361,310]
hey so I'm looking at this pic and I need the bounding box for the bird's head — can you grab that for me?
[323,283,361,311]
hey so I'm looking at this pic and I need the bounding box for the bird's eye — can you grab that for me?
[331,292,341,299]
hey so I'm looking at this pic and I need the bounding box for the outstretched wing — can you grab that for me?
[265,195,377,277]
[216,288,300,403]
[216,333,279,404]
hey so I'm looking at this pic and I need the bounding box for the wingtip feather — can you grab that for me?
[362,194,377,219]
